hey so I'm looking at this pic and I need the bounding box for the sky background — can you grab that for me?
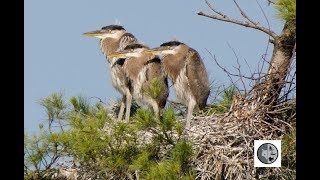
[25,0,284,133]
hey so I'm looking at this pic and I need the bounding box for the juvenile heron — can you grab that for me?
[109,43,169,117]
[83,25,137,121]
[145,41,210,128]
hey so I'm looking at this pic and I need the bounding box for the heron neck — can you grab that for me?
[100,38,120,57]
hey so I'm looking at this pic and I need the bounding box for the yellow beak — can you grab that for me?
[108,53,126,58]
[83,30,104,37]
[143,50,161,55]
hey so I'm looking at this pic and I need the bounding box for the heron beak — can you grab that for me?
[108,53,127,58]
[144,49,162,55]
[83,30,104,37]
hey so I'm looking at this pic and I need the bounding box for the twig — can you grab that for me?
[206,49,256,80]
[199,0,277,37]
[204,0,225,17]
[89,96,107,105]
[197,11,277,38]
[227,42,247,95]
[265,0,276,5]
[256,0,273,38]
[233,0,258,25]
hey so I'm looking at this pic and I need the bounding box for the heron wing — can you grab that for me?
[118,33,138,51]
[123,54,151,83]
[162,54,185,82]
[186,49,210,109]
[144,56,169,108]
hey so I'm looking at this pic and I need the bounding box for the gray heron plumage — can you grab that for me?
[83,25,137,121]
[145,41,210,128]
[109,43,169,117]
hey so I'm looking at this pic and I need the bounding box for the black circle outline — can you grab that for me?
[257,143,278,164]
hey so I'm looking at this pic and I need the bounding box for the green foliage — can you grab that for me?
[65,100,140,178]
[275,0,296,23]
[128,139,194,179]
[261,129,296,179]
[172,139,193,172]
[220,86,237,105]
[147,78,162,99]
[25,92,194,179]
[206,86,238,114]
[70,95,90,114]
[129,152,156,172]
[282,127,296,169]
[24,125,62,179]
[145,159,194,180]
[146,160,181,179]
[160,107,177,132]
[39,92,67,121]
[111,99,141,118]
[134,108,157,130]
[131,107,194,179]
[135,107,185,146]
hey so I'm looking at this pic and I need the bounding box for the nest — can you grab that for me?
[185,98,296,180]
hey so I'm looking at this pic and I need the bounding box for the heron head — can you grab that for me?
[83,25,126,39]
[108,43,149,58]
[144,41,184,56]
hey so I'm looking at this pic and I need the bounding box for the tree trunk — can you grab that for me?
[261,21,296,106]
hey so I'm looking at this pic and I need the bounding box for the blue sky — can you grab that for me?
[25,0,283,133]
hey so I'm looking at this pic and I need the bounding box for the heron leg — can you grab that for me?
[117,96,126,121]
[185,98,196,129]
[124,90,132,122]
[150,101,160,119]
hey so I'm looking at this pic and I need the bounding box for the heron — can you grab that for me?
[83,25,137,122]
[145,41,210,128]
[108,43,169,117]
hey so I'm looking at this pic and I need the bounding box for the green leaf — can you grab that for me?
[172,139,193,172]
[129,152,153,171]
[160,108,177,131]
[146,160,181,180]
[134,108,156,130]
[275,0,296,23]
[147,78,162,99]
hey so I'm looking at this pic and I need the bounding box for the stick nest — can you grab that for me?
[185,98,296,180]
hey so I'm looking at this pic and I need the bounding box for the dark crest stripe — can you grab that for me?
[101,25,125,31]
[144,57,161,65]
[124,43,148,50]
[160,41,184,47]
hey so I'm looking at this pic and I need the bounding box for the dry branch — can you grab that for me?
[198,0,277,38]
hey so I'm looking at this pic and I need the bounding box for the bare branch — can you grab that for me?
[255,0,273,39]
[243,58,253,78]
[198,0,277,38]
[204,0,225,17]
[89,96,106,105]
[256,34,272,82]
[227,42,247,94]
[265,0,276,5]
[233,0,258,25]
[206,49,258,81]
[206,49,238,85]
